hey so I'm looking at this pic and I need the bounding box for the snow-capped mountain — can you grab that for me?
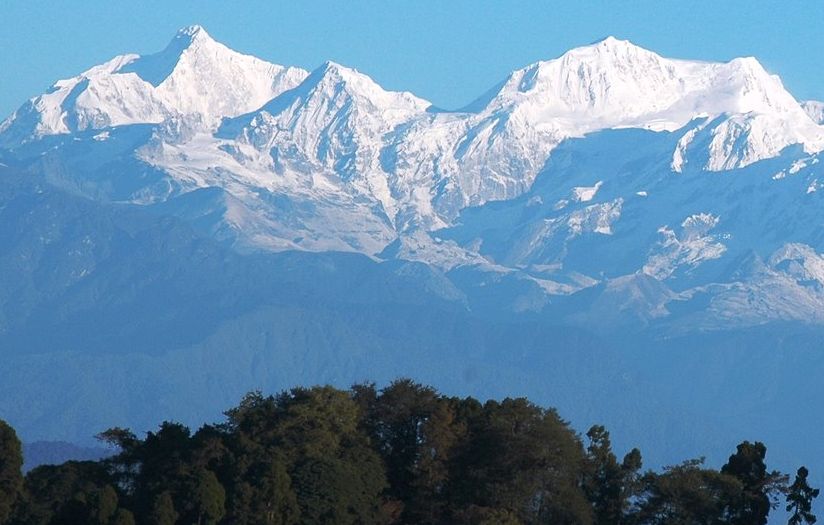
[0,26,307,147]
[384,37,824,230]
[6,27,824,501]
[2,27,824,329]
[457,36,823,171]
[217,61,431,237]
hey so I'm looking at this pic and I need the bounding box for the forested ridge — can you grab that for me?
[0,380,818,525]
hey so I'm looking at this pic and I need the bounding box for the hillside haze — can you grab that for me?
[2,26,824,494]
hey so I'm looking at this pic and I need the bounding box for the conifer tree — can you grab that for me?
[721,441,787,525]
[786,467,819,525]
[583,425,642,525]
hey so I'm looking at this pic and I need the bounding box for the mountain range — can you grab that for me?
[2,26,824,492]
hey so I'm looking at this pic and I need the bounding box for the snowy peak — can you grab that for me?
[0,25,308,147]
[470,37,823,171]
[167,24,216,52]
[712,56,808,116]
[313,60,365,83]
[177,24,210,40]
[118,24,222,87]
[482,37,683,124]
[486,37,801,129]
[226,60,429,158]
[298,60,430,115]
[119,24,310,121]
[213,60,432,226]
[556,35,670,76]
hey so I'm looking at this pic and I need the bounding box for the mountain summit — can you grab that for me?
[470,36,823,170]
[484,36,785,127]
[118,24,228,87]
[0,25,307,146]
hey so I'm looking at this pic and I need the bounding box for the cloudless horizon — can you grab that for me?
[1,0,823,118]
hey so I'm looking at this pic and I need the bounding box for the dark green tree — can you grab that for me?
[721,441,787,525]
[357,379,464,523]
[241,457,300,525]
[291,455,386,525]
[87,484,119,524]
[451,398,592,524]
[583,425,642,525]
[13,461,111,525]
[263,460,300,525]
[786,466,819,525]
[111,421,196,520]
[636,458,743,525]
[273,387,363,460]
[407,398,465,523]
[281,388,387,524]
[0,420,23,525]
[187,468,225,525]
[49,483,127,525]
[96,427,141,492]
[4,384,819,525]
[221,394,303,525]
[365,380,438,497]
[149,491,178,525]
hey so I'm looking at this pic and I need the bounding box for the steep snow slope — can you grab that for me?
[438,125,824,328]
[803,100,824,124]
[133,61,432,252]
[218,61,431,225]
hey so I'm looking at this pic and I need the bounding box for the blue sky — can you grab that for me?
[1,1,823,117]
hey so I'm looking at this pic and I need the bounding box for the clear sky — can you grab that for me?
[1,0,822,117]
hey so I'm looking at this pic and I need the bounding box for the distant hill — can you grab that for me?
[23,441,110,472]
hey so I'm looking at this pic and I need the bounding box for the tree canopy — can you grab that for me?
[0,381,812,525]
